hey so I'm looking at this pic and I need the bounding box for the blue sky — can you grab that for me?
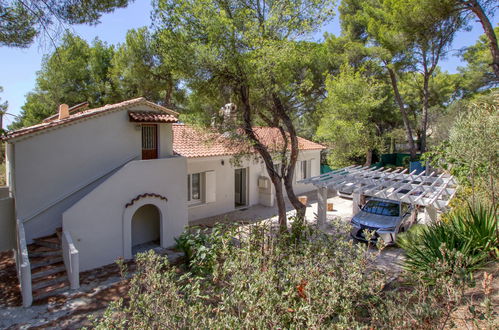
[0,1,497,128]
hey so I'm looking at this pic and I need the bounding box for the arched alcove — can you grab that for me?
[123,194,168,259]
[131,204,160,254]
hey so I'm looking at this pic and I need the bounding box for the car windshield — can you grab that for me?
[362,200,399,216]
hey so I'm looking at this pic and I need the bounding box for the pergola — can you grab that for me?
[299,165,458,227]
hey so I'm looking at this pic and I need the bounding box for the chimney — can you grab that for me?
[58,104,69,120]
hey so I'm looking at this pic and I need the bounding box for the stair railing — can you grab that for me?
[62,231,79,290]
[15,218,32,307]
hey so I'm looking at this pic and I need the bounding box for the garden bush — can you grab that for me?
[398,203,498,276]
[94,219,496,329]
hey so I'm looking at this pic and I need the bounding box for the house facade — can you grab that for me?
[0,98,324,306]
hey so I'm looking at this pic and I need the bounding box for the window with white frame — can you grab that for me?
[187,173,202,201]
[187,171,216,204]
[299,160,311,180]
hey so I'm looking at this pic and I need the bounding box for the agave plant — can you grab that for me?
[398,203,498,276]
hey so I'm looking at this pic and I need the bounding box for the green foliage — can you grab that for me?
[9,33,119,129]
[97,220,388,328]
[9,28,183,129]
[458,27,499,96]
[424,91,499,203]
[316,64,388,167]
[175,224,235,275]
[0,0,133,48]
[110,27,184,107]
[95,219,493,328]
[398,203,498,277]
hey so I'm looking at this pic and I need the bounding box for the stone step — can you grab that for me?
[33,280,69,302]
[33,241,61,250]
[30,256,63,269]
[29,249,62,258]
[32,274,68,291]
[31,263,66,280]
[33,236,61,249]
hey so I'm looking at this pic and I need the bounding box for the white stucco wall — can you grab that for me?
[293,149,322,194]
[10,105,174,241]
[187,149,321,222]
[187,156,262,221]
[63,156,188,272]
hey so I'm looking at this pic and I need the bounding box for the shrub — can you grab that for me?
[97,220,390,328]
[398,203,498,276]
[95,219,495,328]
[174,224,235,274]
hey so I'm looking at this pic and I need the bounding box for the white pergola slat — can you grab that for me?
[299,166,457,210]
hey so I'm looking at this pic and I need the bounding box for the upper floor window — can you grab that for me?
[142,124,158,160]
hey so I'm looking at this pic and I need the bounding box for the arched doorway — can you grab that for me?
[131,204,161,255]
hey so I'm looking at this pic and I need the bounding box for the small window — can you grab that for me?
[300,160,310,180]
[187,173,202,201]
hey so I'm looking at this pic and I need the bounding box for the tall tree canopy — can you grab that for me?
[316,65,393,167]
[0,0,134,48]
[110,27,185,107]
[152,0,336,228]
[458,27,499,95]
[9,33,118,129]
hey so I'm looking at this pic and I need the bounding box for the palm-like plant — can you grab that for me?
[398,203,498,276]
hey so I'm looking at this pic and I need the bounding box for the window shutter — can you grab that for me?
[310,158,317,177]
[295,161,300,182]
[205,171,216,203]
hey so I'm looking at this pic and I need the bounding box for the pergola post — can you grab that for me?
[352,193,361,214]
[425,205,438,223]
[317,186,328,229]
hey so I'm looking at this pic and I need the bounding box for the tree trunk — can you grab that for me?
[238,85,288,230]
[467,0,499,79]
[364,149,373,167]
[387,67,417,160]
[272,94,306,220]
[420,72,430,153]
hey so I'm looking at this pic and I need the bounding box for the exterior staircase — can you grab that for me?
[28,228,69,301]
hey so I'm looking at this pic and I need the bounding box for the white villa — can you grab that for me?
[0,97,324,306]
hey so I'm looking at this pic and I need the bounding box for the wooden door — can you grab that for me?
[141,124,158,160]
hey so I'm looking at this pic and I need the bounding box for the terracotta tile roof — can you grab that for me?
[172,124,325,158]
[3,97,179,141]
[252,126,327,153]
[129,111,178,123]
[42,102,89,123]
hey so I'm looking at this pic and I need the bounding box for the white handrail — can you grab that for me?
[62,231,79,290]
[16,219,32,307]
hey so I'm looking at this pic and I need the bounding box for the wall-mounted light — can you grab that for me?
[221,160,225,166]
[135,124,142,131]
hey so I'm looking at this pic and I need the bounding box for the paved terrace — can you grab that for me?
[191,190,410,276]
[190,190,352,227]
